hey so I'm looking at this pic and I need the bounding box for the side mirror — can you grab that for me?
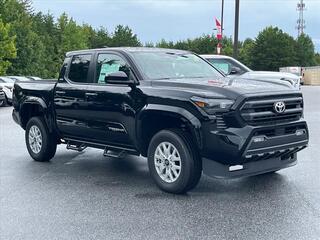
[229,66,241,75]
[105,71,134,85]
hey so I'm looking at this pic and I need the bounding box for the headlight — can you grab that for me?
[191,96,234,114]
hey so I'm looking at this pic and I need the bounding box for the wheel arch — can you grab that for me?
[20,97,53,131]
[136,104,202,157]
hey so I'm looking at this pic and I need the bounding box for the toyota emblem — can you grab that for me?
[274,101,286,113]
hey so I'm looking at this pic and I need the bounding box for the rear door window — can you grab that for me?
[68,54,92,83]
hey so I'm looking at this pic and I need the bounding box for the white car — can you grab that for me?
[201,55,301,89]
[0,77,15,105]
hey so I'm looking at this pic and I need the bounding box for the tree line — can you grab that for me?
[0,0,319,78]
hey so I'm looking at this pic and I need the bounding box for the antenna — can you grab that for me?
[296,0,306,36]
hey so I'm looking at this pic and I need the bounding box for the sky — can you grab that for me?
[32,0,320,52]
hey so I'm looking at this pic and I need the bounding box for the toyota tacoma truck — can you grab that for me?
[12,48,309,194]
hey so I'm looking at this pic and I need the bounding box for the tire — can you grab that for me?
[147,129,202,194]
[25,117,57,162]
[0,97,7,107]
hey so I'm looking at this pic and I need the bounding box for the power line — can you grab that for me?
[296,0,306,36]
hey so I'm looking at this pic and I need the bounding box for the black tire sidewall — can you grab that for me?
[25,117,55,162]
[148,130,193,194]
[0,98,6,107]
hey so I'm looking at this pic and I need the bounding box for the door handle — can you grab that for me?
[85,92,98,97]
[55,90,66,95]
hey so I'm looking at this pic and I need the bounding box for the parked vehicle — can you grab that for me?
[0,86,6,107]
[27,76,42,81]
[279,66,304,85]
[7,76,32,82]
[201,54,301,89]
[0,76,15,105]
[12,48,309,194]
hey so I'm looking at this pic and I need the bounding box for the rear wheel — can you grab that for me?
[148,129,202,194]
[25,117,57,162]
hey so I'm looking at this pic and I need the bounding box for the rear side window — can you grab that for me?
[59,57,71,80]
[68,54,92,83]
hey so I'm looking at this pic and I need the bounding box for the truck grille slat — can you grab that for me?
[240,95,303,126]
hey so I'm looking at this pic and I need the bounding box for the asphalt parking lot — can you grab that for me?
[1,86,320,240]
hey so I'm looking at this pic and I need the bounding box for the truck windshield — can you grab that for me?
[131,52,223,80]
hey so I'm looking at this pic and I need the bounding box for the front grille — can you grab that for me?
[216,114,227,129]
[240,95,303,126]
[244,145,306,163]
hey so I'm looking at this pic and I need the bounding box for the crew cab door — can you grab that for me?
[81,52,143,148]
[54,53,95,139]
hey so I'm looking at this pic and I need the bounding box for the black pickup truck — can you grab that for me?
[12,47,309,193]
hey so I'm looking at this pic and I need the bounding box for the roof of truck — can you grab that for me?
[66,47,190,56]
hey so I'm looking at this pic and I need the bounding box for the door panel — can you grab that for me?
[54,54,94,139]
[82,52,144,147]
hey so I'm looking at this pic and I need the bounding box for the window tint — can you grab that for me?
[208,58,247,75]
[208,59,232,74]
[59,57,71,80]
[96,53,131,84]
[68,54,91,83]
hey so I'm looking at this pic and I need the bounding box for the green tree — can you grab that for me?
[251,26,297,71]
[239,38,255,68]
[296,34,316,66]
[32,12,60,77]
[56,13,89,62]
[0,20,16,75]
[315,53,320,65]
[1,0,47,77]
[89,26,111,48]
[110,25,141,47]
[156,39,175,49]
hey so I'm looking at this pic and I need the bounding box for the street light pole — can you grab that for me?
[221,0,224,37]
[233,0,240,58]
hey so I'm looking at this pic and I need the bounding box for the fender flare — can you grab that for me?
[136,104,203,153]
[20,96,53,131]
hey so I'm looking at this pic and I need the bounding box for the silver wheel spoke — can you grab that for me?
[28,125,42,154]
[154,141,181,183]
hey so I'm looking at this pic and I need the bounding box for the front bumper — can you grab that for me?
[203,154,297,179]
[12,109,21,125]
[201,120,308,178]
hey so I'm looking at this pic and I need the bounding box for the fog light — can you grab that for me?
[296,130,305,136]
[253,136,265,143]
[229,165,244,172]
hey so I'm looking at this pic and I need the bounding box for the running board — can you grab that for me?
[63,137,139,157]
[66,142,87,152]
[103,149,126,158]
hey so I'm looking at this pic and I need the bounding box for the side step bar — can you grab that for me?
[63,137,139,157]
[103,149,126,158]
[66,142,87,152]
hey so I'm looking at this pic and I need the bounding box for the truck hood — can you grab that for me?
[150,76,296,99]
[245,71,299,79]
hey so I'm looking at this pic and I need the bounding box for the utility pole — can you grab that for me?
[233,0,240,58]
[296,0,306,36]
[221,0,224,37]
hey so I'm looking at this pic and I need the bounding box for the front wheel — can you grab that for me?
[0,97,7,107]
[148,129,202,194]
[25,117,57,162]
